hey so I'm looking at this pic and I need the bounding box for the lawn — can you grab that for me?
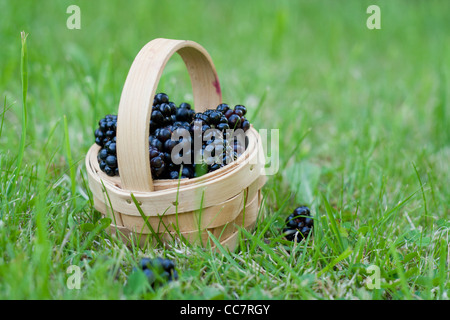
[0,0,448,300]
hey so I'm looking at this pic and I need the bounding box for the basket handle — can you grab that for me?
[116,38,222,192]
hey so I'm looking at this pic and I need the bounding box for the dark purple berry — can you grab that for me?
[169,171,180,179]
[104,165,114,176]
[156,128,172,143]
[99,148,108,160]
[217,123,230,132]
[159,103,172,116]
[179,102,191,109]
[224,109,234,119]
[181,166,194,178]
[150,156,164,168]
[105,155,117,168]
[95,129,104,139]
[283,206,313,242]
[234,105,247,116]
[216,103,230,114]
[242,120,250,132]
[228,114,241,129]
[151,110,164,124]
[176,107,191,122]
[208,111,222,125]
[293,206,311,217]
[150,138,163,151]
[155,93,169,104]
[233,109,244,117]
[169,102,177,114]
[164,139,178,153]
[107,142,116,155]
[105,130,115,138]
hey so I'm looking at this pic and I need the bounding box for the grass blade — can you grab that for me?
[321,193,345,252]
[9,32,28,196]
[131,193,163,247]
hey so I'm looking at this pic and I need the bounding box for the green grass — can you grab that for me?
[0,0,449,300]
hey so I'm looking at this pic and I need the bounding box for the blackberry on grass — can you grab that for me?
[133,257,178,287]
[283,206,314,242]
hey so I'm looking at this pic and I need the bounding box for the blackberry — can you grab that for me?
[94,129,104,144]
[98,148,108,160]
[154,93,169,104]
[228,114,241,129]
[134,257,178,287]
[176,107,195,123]
[168,170,180,179]
[99,161,106,171]
[164,139,178,153]
[169,101,177,115]
[105,155,117,168]
[241,119,250,132]
[107,142,116,155]
[159,103,172,117]
[149,145,166,178]
[181,165,194,178]
[216,103,230,114]
[156,127,172,143]
[150,136,164,151]
[216,122,230,131]
[151,110,164,125]
[179,102,191,109]
[224,109,234,119]
[95,114,119,176]
[234,105,247,116]
[283,206,314,242]
[104,165,114,176]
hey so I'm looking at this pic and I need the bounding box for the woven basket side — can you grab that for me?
[94,174,266,233]
[104,188,261,251]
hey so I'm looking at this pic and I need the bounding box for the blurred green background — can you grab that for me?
[1,0,449,162]
[2,0,449,208]
[0,0,448,299]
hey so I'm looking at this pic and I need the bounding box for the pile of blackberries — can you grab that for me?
[133,257,178,287]
[95,93,251,179]
[283,206,314,242]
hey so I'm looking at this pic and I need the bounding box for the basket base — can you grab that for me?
[104,190,261,252]
[105,222,254,252]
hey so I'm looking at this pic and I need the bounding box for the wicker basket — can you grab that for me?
[85,38,266,251]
